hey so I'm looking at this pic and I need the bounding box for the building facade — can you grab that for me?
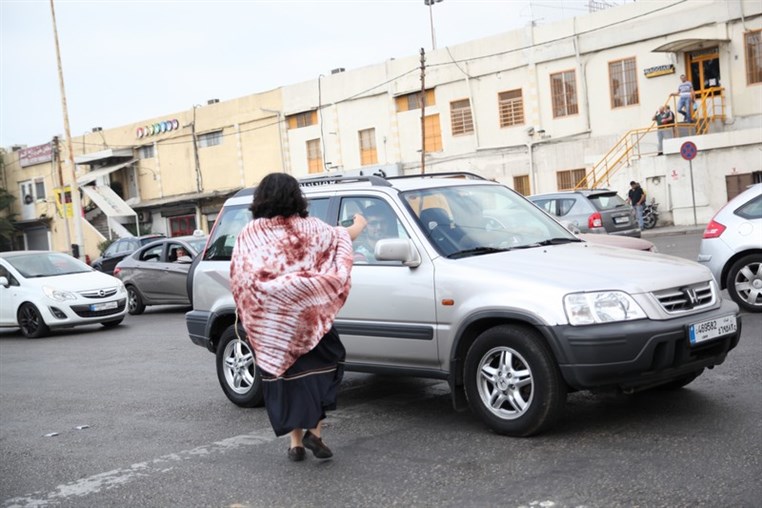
[1,0,760,258]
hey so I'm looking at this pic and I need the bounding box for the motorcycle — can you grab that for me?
[642,198,659,229]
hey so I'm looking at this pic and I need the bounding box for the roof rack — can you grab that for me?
[386,171,488,181]
[298,174,392,188]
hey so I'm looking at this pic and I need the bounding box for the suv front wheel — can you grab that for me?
[216,325,264,407]
[464,325,566,437]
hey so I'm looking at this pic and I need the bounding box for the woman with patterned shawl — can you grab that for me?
[230,173,367,462]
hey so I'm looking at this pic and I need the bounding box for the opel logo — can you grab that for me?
[98,289,105,297]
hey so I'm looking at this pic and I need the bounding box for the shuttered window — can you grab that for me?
[498,90,524,127]
[450,99,474,135]
[609,57,639,108]
[424,114,442,153]
[746,30,762,84]
[306,139,322,174]
[550,70,579,118]
[513,175,530,196]
[358,128,378,166]
[287,111,317,129]
[396,89,436,112]
[556,168,586,190]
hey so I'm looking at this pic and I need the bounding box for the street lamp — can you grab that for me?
[424,0,443,50]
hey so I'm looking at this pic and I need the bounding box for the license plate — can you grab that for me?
[90,301,118,311]
[614,216,629,224]
[688,315,737,345]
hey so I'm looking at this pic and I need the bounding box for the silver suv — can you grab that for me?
[186,173,741,436]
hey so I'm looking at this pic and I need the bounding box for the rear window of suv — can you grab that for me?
[587,192,628,211]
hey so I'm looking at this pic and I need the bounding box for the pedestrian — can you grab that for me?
[675,74,695,123]
[627,181,646,229]
[652,105,675,155]
[229,172,367,462]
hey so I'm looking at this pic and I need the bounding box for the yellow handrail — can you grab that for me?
[573,87,725,190]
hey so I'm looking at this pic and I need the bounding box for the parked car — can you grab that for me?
[558,220,657,252]
[187,172,740,437]
[698,183,762,313]
[0,251,127,338]
[92,234,165,275]
[114,233,209,315]
[528,189,641,237]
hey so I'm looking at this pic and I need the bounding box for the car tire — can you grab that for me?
[464,324,566,437]
[127,286,146,315]
[101,318,124,328]
[17,303,50,339]
[726,254,762,313]
[655,369,703,390]
[216,324,264,408]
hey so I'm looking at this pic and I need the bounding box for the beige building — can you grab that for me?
[1,0,761,258]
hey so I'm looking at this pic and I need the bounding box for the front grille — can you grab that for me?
[79,288,119,299]
[653,281,715,314]
[71,299,126,318]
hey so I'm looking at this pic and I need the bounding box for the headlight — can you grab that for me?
[43,286,77,301]
[564,291,647,325]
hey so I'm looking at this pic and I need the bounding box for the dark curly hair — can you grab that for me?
[250,173,309,219]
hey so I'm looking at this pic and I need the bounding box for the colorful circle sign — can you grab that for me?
[680,141,698,161]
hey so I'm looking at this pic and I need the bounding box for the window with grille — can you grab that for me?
[358,128,378,166]
[746,30,762,85]
[307,139,322,174]
[169,215,196,237]
[395,89,436,112]
[424,114,442,153]
[609,57,639,108]
[138,145,155,159]
[513,175,530,196]
[556,168,586,190]
[550,70,579,118]
[198,130,222,148]
[286,111,318,129]
[450,99,474,135]
[498,90,524,127]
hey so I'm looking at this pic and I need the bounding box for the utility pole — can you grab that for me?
[50,0,84,259]
[420,48,426,174]
[191,105,203,192]
[52,136,72,251]
[424,0,443,50]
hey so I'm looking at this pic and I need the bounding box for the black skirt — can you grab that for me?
[259,327,346,437]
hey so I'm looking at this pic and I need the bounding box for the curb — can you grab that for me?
[641,225,706,238]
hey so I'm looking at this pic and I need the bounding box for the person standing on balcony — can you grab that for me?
[652,105,675,155]
[627,181,646,229]
[675,74,695,123]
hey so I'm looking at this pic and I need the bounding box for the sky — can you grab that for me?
[0,0,628,148]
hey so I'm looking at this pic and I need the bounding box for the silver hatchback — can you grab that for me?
[698,183,762,313]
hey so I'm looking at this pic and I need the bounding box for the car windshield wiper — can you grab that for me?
[448,247,512,259]
[535,237,583,246]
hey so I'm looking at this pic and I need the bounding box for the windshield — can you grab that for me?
[6,252,93,278]
[401,184,576,257]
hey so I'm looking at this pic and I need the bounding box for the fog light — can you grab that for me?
[49,307,67,319]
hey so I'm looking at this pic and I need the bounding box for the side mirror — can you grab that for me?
[374,238,421,268]
[0,276,9,288]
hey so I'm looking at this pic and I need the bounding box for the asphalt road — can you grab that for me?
[1,232,760,508]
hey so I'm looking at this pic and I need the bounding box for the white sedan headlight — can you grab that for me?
[564,291,647,325]
[43,286,77,301]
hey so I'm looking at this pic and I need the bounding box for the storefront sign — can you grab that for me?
[643,64,675,78]
[19,143,53,167]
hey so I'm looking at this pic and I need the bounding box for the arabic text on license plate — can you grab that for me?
[614,216,629,224]
[688,315,737,345]
[90,301,118,312]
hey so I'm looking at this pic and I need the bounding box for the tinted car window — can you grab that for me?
[104,242,119,257]
[204,205,252,261]
[308,198,330,223]
[140,244,164,262]
[735,194,762,219]
[588,193,627,211]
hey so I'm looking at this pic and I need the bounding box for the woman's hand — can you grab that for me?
[345,213,368,240]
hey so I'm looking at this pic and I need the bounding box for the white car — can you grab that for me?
[698,183,762,312]
[0,251,128,338]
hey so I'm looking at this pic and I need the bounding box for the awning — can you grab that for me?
[12,217,52,230]
[131,189,237,209]
[81,185,136,218]
[652,38,729,53]
[77,159,136,185]
[74,148,133,165]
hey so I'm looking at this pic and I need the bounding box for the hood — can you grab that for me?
[23,271,122,291]
[452,242,711,295]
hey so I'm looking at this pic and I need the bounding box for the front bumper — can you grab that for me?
[545,299,741,391]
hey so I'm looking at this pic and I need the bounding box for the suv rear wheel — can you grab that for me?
[216,325,264,407]
[464,325,566,437]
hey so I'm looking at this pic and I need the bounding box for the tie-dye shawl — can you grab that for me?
[230,216,354,377]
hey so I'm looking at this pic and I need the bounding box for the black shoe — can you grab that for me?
[303,431,333,459]
[288,446,306,462]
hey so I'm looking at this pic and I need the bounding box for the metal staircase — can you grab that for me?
[574,87,726,190]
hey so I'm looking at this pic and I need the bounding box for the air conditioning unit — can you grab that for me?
[138,211,152,223]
